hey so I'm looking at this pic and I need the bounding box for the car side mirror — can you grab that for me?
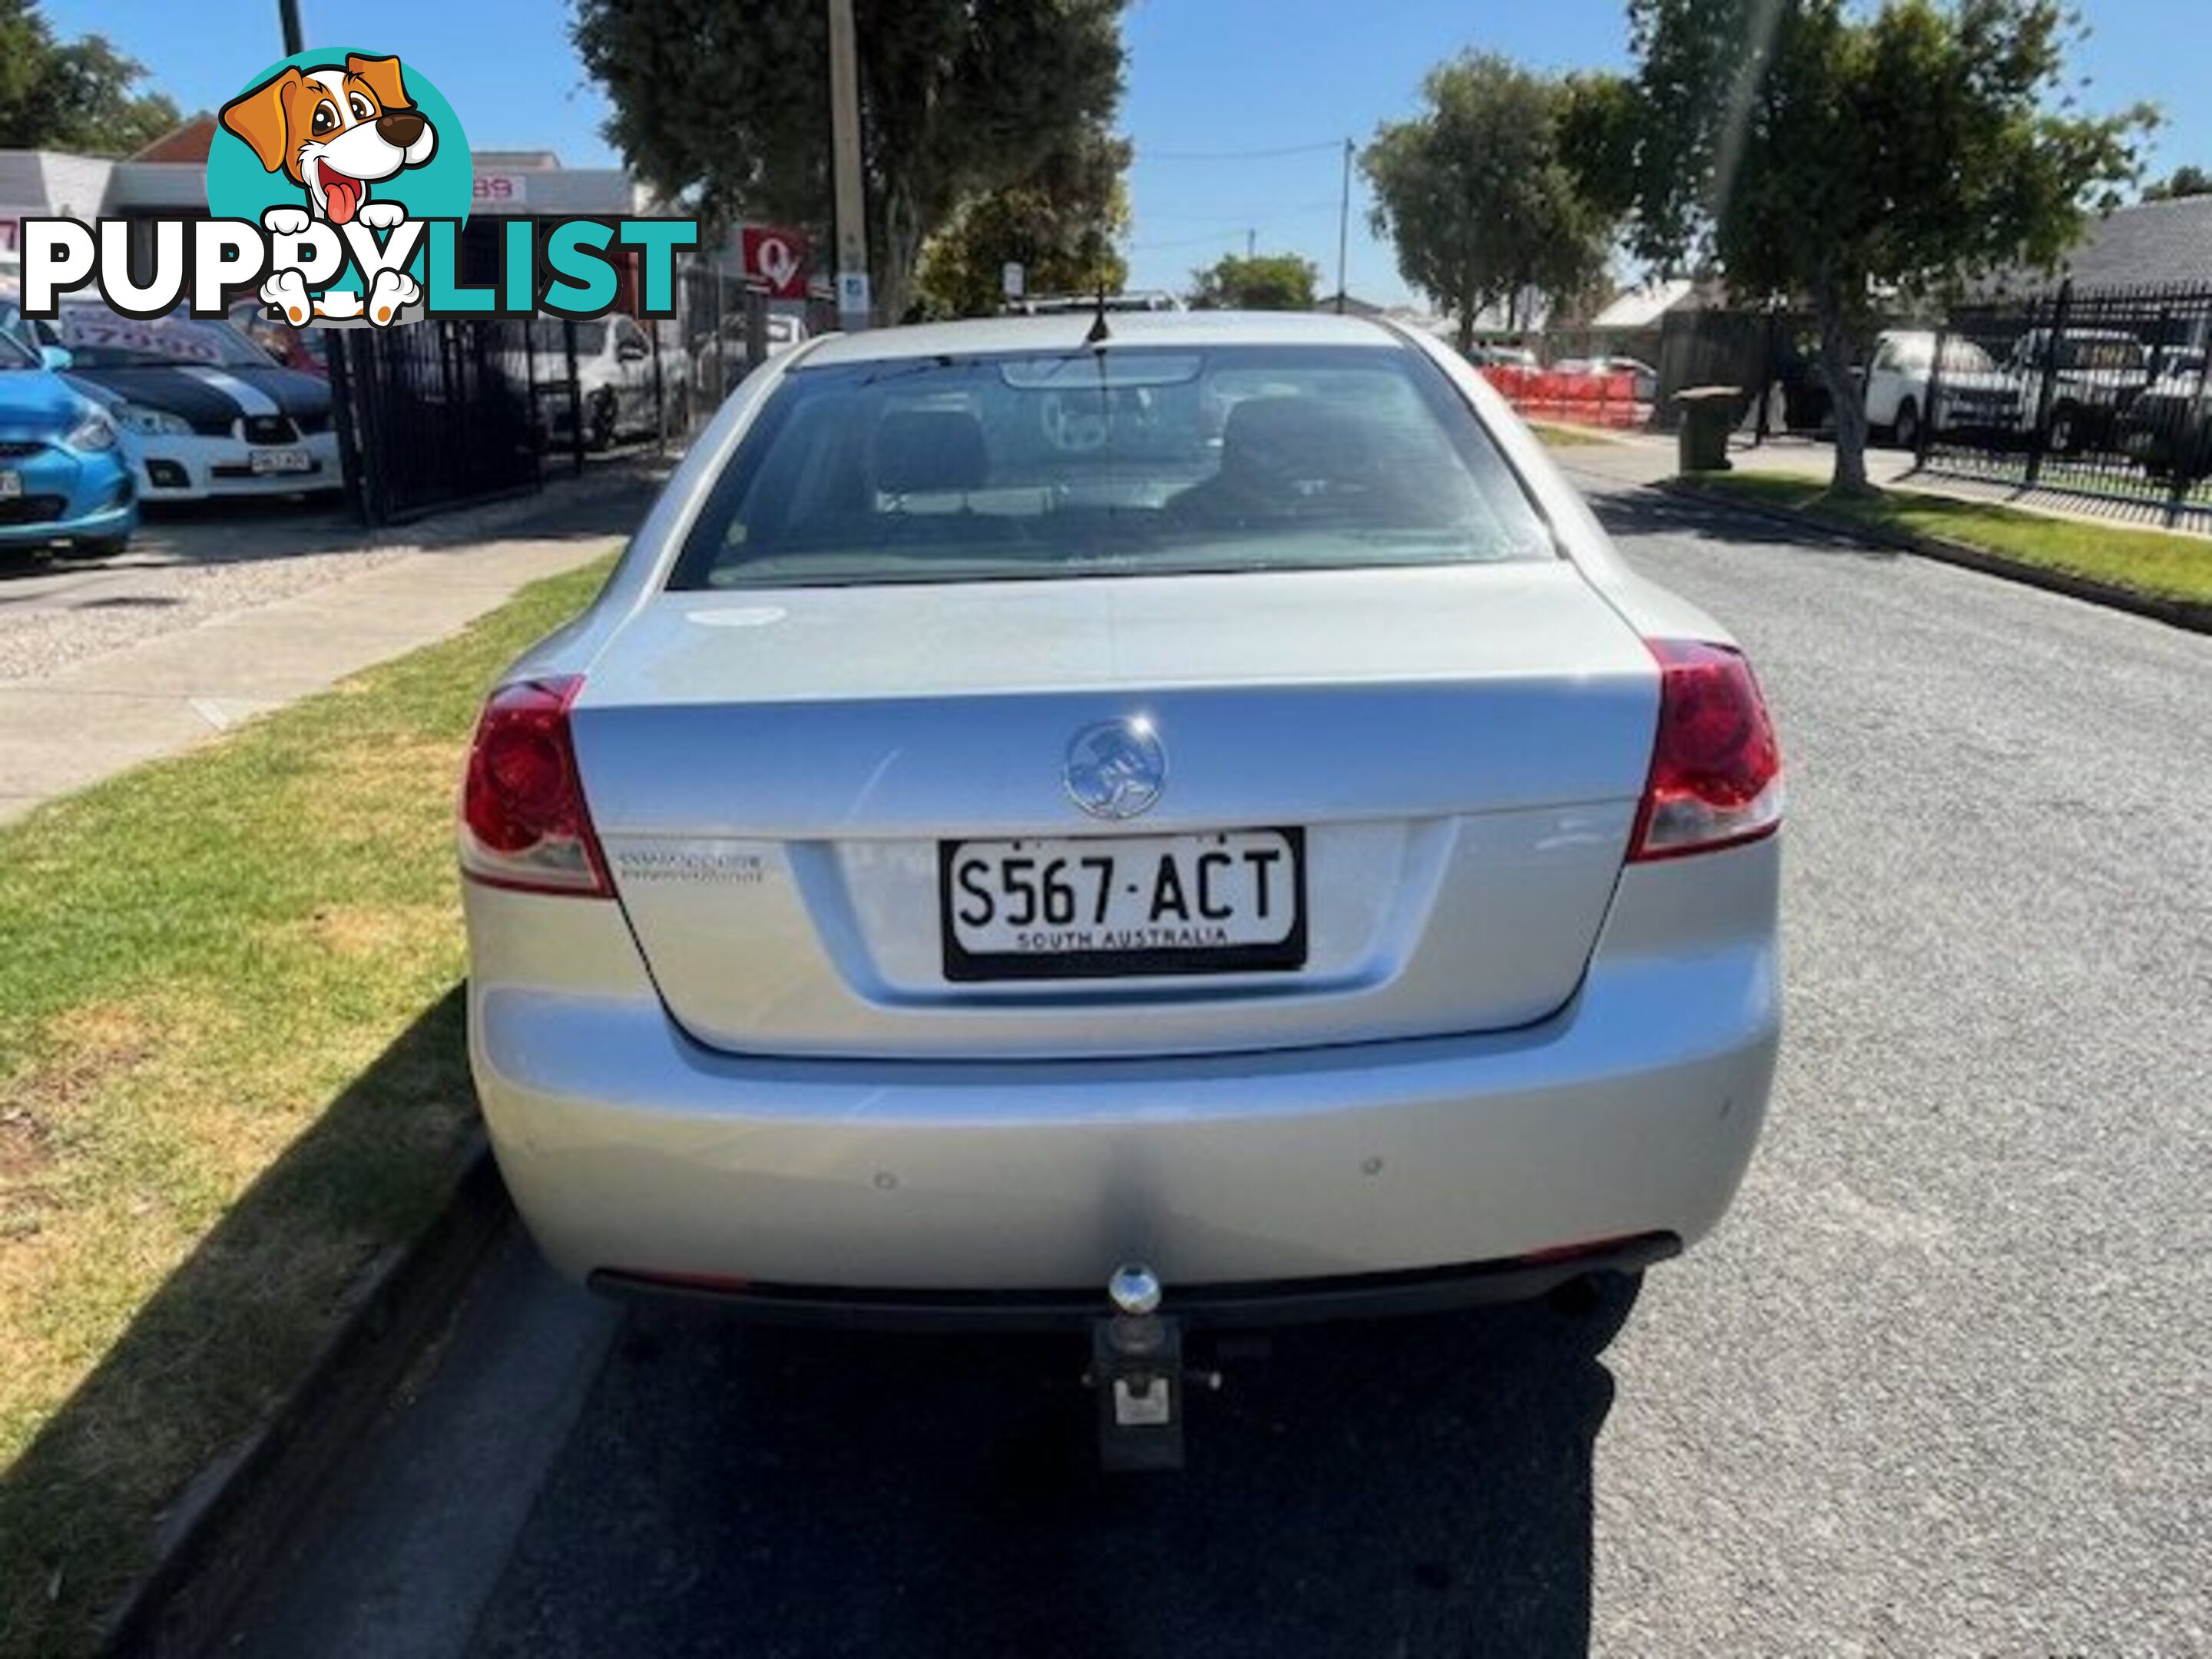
[39,345,73,371]
[618,339,648,362]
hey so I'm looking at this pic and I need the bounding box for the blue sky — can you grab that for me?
[46,0,2206,307]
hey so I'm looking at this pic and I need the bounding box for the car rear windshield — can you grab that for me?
[667,344,1555,589]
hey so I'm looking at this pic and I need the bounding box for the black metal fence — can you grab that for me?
[1657,310,1794,427]
[1921,280,2212,523]
[326,260,830,526]
[329,319,541,524]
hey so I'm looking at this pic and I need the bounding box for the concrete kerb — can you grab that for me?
[98,1147,514,1659]
[82,472,667,1654]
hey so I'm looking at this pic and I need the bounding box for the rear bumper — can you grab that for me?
[589,1233,1683,1332]
[469,841,1780,1305]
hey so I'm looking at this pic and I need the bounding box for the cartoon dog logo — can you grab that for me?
[220,54,434,326]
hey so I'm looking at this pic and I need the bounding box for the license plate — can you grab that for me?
[250,447,313,475]
[940,828,1306,982]
[0,472,19,498]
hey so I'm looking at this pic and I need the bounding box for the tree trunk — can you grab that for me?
[1816,287,1872,497]
[877,182,919,326]
[1455,301,1475,355]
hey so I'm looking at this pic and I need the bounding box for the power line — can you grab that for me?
[1137,200,1344,220]
[1139,139,1347,162]
[1128,227,1255,253]
[1126,204,1347,250]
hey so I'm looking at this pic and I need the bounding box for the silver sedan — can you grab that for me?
[462,310,1781,1330]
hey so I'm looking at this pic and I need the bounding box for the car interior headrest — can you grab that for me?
[872,409,990,495]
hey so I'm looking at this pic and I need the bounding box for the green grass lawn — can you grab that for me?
[0,554,615,1658]
[1528,420,1622,448]
[1685,472,2212,607]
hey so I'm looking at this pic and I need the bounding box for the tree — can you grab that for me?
[0,0,179,155]
[1363,54,1615,352]
[573,0,1126,323]
[1187,253,1320,311]
[1598,0,2151,494]
[915,131,1132,319]
[2143,165,2212,201]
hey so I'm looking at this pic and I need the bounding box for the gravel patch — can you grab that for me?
[0,462,665,685]
[0,537,424,683]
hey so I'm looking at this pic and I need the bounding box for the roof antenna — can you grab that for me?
[1084,274,1112,347]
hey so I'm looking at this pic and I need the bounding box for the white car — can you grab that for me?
[507,314,687,450]
[1864,329,2025,449]
[1013,291,1186,315]
[694,311,810,399]
[1581,355,1658,402]
[25,304,340,500]
[461,313,1782,1451]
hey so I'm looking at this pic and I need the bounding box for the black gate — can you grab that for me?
[331,318,542,525]
[1925,280,2212,526]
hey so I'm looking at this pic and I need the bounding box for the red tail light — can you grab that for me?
[459,676,611,897]
[1628,639,1783,861]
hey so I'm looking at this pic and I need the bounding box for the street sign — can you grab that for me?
[836,269,872,323]
[1002,261,1025,300]
[741,226,810,300]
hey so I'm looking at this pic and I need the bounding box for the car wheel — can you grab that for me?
[1893,399,1921,452]
[588,390,619,452]
[2048,403,2080,455]
[2178,427,2212,485]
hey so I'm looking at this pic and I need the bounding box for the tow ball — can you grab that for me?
[1086,1263,1217,1472]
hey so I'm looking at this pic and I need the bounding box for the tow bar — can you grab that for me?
[1087,1263,1218,1472]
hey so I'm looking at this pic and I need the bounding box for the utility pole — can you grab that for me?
[1246,227,1256,260]
[827,0,870,330]
[1335,137,1352,314]
[278,0,303,53]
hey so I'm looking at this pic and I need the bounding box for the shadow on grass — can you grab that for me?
[0,988,477,1659]
[472,1276,1642,1659]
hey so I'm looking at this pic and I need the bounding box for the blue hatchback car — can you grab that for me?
[0,323,136,558]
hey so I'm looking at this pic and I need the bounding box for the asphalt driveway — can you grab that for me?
[225,474,2212,1657]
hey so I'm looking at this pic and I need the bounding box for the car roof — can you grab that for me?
[797,309,1405,367]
